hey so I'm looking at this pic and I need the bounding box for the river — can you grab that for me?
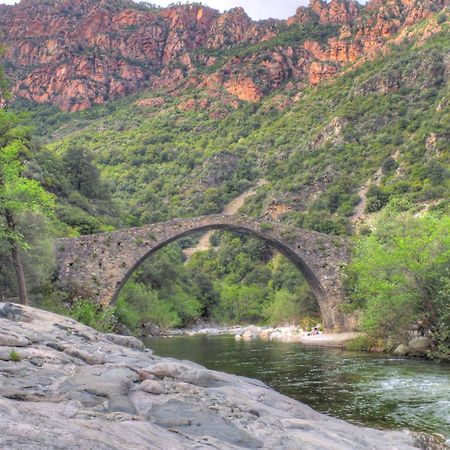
[145,334,450,440]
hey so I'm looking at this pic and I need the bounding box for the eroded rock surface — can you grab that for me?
[0,303,430,449]
[0,0,446,111]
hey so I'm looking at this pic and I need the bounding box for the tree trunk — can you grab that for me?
[5,210,28,305]
[10,242,28,305]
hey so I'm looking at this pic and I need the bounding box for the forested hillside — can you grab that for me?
[16,28,449,235]
[0,0,448,353]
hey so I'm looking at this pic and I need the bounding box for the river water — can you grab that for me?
[145,334,450,440]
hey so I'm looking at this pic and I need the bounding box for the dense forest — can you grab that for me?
[0,5,449,358]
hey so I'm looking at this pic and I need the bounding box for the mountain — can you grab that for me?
[0,0,447,111]
[0,0,448,337]
[0,0,447,236]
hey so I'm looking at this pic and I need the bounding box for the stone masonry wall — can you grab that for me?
[55,215,352,331]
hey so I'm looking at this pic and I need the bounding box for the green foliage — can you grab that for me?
[115,232,320,332]
[346,207,450,357]
[0,107,57,303]
[346,335,373,352]
[115,282,182,333]
[70,299,116,333]
[365,186,390,213]
[212,282,267,324]
[0,112,55,244]
[259,223,274,232]
[264,288,308,326]
[62,146,105,200]
[9,350,21,362]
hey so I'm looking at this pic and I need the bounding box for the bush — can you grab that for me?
[115,282,182,334]
[70,299,116,333]
[346,335,373,352]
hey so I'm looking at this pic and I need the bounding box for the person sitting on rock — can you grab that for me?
[308,326,320,336]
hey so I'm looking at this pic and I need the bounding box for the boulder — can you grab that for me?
[105,333,145,350]
[408,337,431,356]
[142,323,163,336]
[140,380,165,395]
[242,330,258,341]
[0,303,24,321]
[260,329,272,340]
[393,344,409,356]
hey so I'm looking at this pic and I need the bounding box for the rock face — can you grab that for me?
[0,0,446,111]
[0,303,427,449]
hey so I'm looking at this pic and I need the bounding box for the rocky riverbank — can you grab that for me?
[0,303,445,449]
[166,324,362,348]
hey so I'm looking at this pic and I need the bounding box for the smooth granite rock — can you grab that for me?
[394,344,410,356]
[408,337,431,356]
[0,303,443,450]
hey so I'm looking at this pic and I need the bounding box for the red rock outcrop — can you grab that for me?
[0,0,446,111]
[224,77,262,102]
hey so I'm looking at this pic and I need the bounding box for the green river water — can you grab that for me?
[145,334,450,440]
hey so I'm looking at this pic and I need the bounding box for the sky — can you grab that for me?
[150,0,308,20]
[0,0,367,20]
[0,0,308,20]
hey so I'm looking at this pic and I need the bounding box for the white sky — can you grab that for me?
[151,0,307,20]
[0,1,367,20]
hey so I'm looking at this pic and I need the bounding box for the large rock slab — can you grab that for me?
[408,337,431,356]
[0,303,438,449]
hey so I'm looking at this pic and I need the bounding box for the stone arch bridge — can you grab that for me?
[55,215,353,331]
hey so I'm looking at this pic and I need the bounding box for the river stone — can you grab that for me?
[408,337,431,355]
[0,303,24,321]
[242,330,259,341]
[140,380,165,395]
[105,333,145,350]
[260,329,272,340]
[393,344,409,356]
[149,399,264,449]
[147,361,227,387]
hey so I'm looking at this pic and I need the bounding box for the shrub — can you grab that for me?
[9,350,21,362]
[346,335,373,352]
[259,223,274,232]
[70,299,116,333]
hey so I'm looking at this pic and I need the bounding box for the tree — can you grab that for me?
[0,110,54,304]
[62,146,102,199]
[346,206,450,350]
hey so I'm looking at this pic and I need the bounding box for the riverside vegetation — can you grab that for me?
[0,2,449,359]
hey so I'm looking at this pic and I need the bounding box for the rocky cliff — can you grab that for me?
[0,303,439,449]
[0,0,447,111]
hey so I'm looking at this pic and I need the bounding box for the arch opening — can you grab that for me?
[111,223,327,330]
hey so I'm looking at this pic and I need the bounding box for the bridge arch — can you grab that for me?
[55,215,352,331]
[111,222,326,307]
